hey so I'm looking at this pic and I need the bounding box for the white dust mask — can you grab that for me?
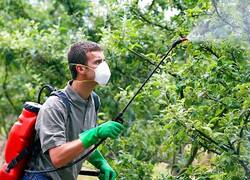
[94,61,111,85]
[70,61,111,85]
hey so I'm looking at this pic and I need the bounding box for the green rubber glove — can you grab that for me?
[79,121,124,149]
[88,150,117,180]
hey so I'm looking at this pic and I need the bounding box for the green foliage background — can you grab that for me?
[0,0,249,179]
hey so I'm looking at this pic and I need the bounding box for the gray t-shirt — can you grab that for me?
[27,81,99,180]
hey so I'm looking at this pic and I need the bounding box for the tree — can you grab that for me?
[0,0,249,179]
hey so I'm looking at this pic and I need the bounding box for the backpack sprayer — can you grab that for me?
[0,37,187,179]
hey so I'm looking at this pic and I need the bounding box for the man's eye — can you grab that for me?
[96,60,103,65]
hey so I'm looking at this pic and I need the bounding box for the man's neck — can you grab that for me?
[71,80,97,100]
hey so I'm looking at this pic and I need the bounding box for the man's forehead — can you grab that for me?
[86,51,104,59]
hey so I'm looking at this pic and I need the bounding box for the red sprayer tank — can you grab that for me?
[0,102,41,180]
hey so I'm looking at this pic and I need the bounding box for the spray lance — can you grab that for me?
[114,37,188,123]
[24,37,188,176]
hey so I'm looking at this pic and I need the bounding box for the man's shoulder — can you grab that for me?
[36,95,69,125]
[41,95,67,112]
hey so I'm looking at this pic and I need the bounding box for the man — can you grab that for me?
[23,41,124,180]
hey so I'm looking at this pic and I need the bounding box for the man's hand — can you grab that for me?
[97,121,124,139]
[88,150,117,180]
[99,162,117,180]
[79,121,124,149]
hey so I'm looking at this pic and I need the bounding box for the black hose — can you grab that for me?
[37,85,56,104]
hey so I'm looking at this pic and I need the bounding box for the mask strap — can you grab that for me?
[69,63,96,83]
[69,63,95,71]
[73,80,96,83]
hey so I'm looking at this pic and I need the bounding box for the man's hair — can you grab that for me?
[67,41,102,79]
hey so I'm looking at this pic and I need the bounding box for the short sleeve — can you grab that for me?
[36,106,67,153]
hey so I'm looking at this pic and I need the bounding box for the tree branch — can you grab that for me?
[198,139,221,155]
[2,56,18,113]
[193,126,231,152]
[200,44,220,59]
[106,143,117,160]
[237,110,250,154]
[202,91,227,106]
[178,143,199,175]
[148,0,156,10]
[211,0,239,29]
[131,8,171,31]
[128,48,182,80]
[238,159,250,179]
[238,1,250,43]
[229,50,240,72]
[128,48,156,66]
[65,0,75,15]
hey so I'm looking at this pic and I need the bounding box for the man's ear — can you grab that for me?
[76,65,86,75]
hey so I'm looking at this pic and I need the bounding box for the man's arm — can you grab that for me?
[49,139,84,168]
[48,121,124,168]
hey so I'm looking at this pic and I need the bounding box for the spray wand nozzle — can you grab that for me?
[172,37,188,48]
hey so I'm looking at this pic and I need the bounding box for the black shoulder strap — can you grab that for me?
[92,91,100,113]
[5,147,30,172]
[50,91,71,113]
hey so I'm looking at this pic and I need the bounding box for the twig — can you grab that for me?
[178,120,228,153]
[128,48,182,80]
[148,0,156,10]
[203,91,227,106]
[211,0,239,29]
[200,44,220,58]
[194,127,230,152]
[66,0,75,15]
[237,110,250,154]
[131,8,171,31]
[238,159,250,179]
[229,51,240,72]
[128,48,156,66]
[238,1,250,43]
[198,139,221,155]
[2,55,18,113]
[178,144,199,175]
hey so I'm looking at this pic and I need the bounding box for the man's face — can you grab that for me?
[84,51,105,80]
[86,51,105,68]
